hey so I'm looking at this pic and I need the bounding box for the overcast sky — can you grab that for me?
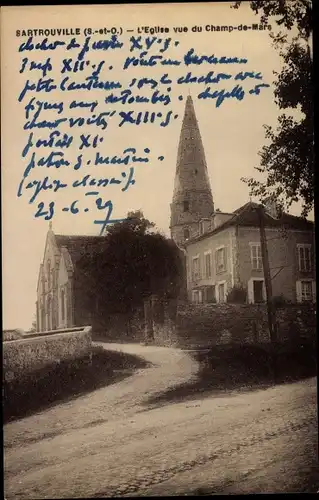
[2,2,312,330]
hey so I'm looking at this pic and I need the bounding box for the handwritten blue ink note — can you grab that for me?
[15,29,270,232]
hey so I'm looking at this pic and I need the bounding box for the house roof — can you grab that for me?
[55,234,106,266]
[186,202,314,245]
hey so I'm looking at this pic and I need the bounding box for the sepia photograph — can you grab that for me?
[2,1,317,497]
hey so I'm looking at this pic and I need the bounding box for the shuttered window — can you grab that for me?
[298,245,311,272]
[192,256,200,280]
[216,247,226,273]
[250,244,262,270]
[205,252,212,278]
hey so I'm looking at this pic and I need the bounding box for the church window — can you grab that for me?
[183,200,189,212]
[61,289,65,321]
[47,260,51,288]
[184,228,190,240]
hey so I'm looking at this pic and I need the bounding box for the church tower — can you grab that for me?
[170,95,214,247]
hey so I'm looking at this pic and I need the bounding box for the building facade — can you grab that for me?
[185,202,316,304]
[36,226,104,332]
[169,96,315,305]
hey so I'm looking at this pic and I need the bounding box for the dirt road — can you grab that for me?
[4,343,318,498]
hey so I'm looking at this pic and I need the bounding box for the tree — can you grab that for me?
[30,315,37,332]
[76,211,184,322]
[233,1,313,216]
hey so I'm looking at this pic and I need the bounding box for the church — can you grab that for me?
[36,95,315,331]
[36,228,105,332]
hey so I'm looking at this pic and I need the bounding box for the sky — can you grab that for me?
[1,2,313,330]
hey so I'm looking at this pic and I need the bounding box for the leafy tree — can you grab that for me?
[233,1,313,216]
[76,211,184,322]
[31,318,37,332]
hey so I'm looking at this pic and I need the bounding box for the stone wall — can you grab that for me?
[2,329,24,341]
[175,303,269,348]
[3,326,92,383]
[147,300,316,349]
[150,297,179,346]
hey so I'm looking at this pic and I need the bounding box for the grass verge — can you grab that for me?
[3,346,149,424]
[146,340,317,406]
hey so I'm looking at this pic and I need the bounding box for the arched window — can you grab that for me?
[47,260,51,289]
[61,289,65,321]
[47,295,52,331]
[184,228,190,240]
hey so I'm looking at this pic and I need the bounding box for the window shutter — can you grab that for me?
[223,247,227,271]
[296,281,302,303]
[311,281,316,303]
[307,247,312,271]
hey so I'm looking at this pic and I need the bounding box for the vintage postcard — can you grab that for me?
[2,1,316,497]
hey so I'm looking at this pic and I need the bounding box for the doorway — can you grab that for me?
[253,280,264,303]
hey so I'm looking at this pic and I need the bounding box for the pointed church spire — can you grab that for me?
[170,95,214,246]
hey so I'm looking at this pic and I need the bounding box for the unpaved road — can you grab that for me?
[4,343,318,498]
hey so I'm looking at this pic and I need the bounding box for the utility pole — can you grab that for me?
[257,205,277,344]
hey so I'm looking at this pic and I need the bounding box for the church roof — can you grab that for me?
[172,95,213,198]
[186,201,314,245]
[55,234,105,266]
[170,94,214,231]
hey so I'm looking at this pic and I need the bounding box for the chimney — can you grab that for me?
[263,196,283,219]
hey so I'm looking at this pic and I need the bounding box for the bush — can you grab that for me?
[226,284,247,304]
[271,294,292,308]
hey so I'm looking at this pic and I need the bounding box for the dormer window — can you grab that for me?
[183,200,189,212]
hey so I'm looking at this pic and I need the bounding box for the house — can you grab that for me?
[169,95,315,305]
[36,224,105,332]
[185,201,316,304]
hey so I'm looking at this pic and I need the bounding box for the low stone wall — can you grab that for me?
[2,329,24,341]
[3,326,92,383]
[175,303,316,348]
[175,303,268,348]
[146,300,316,349]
